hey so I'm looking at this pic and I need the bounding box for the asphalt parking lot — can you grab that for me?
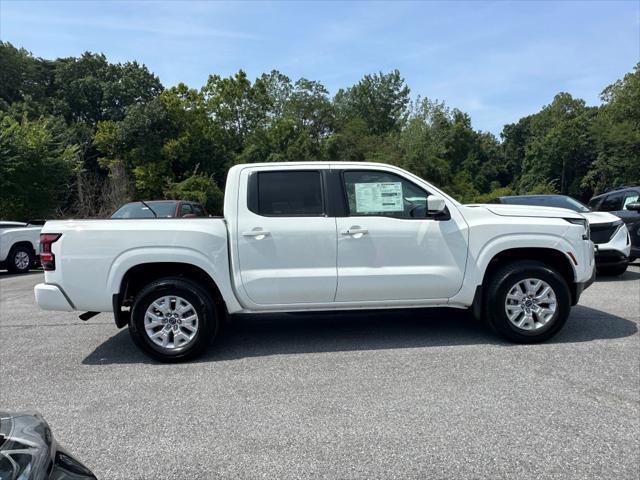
[1,267,639,479]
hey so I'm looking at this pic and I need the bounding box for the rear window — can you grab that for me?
[252,171,324,216]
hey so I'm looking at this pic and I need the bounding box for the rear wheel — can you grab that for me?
[7,245,34,273]
[484,261,571,343]
[129,277,219,362]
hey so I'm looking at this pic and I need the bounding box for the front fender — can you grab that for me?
[450,230,578,307]
[473,232,577,285]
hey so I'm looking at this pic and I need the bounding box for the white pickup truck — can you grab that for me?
[0,221,42,273]
[35,162,596,361]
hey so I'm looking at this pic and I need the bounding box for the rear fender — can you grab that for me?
[106,247,242,313]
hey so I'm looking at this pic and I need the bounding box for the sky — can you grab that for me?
[0,0,638,135]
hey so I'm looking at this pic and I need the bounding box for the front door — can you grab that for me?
[334,169,468,303]
[236,167,338,306]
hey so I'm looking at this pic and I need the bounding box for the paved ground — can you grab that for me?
[0,266,639,480]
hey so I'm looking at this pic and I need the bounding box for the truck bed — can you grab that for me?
[39,218,231,311]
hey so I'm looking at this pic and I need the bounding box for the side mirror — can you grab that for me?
[625,202,640,212]
[427,195,447,215]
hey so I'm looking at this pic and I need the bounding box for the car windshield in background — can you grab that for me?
[501,196,591,213]
[111,201,177,218]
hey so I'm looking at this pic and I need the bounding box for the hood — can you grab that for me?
[466,204,585,220]
[0,411,96,480]
[582,211,622,225]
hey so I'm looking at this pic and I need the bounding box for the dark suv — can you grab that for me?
[589,187,640,262]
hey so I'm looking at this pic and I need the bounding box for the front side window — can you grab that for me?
[179,203,193,217]
[600,193,623,212]
[623,192,639,209]
[254,171,324,216]
[342,170,429,219]
[192,204,206,216]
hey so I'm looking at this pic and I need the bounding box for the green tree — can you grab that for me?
[582,64,640,194]
[202,70,270,155]
[165,174,224,215]
[0,113,78,219]
[334,70,410,135]
[504,93,597,199]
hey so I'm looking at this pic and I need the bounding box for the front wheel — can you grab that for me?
[7,245,35,273]
[484,261,571,343]
[129,277,219,362]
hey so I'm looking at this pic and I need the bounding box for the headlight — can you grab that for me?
[564,218,590,240]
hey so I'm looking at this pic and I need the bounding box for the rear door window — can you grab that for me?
[252,171,324,216]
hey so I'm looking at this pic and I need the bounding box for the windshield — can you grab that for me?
[111,201,177,218]
[501,196,590,213]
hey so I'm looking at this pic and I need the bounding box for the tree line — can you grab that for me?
[1,41,638,220]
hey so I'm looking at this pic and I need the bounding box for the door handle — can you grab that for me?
[242,229,271,238]
[341,227,368,236]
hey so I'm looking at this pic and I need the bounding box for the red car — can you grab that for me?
[110,200,208,219]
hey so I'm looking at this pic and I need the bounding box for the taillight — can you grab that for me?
[40,233,61,271]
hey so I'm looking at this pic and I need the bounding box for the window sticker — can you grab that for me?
[354,182,403,213]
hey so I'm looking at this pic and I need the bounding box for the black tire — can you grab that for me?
[129,277,219,362]
[596,263,628,276]
[484,260,571,343]
[6,244,35,273]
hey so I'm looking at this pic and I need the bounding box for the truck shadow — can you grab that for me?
[596,269,640,282]
[82,305,638,365]
[0,270,42,280]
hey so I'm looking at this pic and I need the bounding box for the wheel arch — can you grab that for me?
[9,240,37,254]
[471,247,580,320]
[483,247,575,287]
[114,262,229,328]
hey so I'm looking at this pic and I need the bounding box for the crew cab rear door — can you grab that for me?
[333,167,468,302]
[234,165,337,306]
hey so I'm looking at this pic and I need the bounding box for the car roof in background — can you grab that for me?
[500,195,566,200]
[591,186,640,199]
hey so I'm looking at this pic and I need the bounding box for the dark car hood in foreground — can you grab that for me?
[0,411,96,480]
